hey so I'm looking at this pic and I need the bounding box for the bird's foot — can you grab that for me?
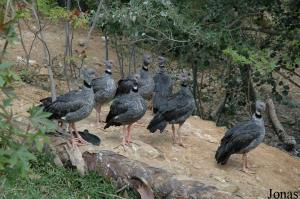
[178,142,187,148]
[246,161,257,169]
[96,122,105,129]
[240,167,256,175]
[125,140,140,147]
[70,138,87,147]
[113,143,127,151]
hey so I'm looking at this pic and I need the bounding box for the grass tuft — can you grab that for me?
[0,153,138,199]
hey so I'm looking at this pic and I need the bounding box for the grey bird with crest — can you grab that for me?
[147,73,195,147]
[39,68,96,146]
[137,53,155,100]
[152,56,173,113]
[215,100,266,174]
[105,82,147,148]
[91,60,116,124]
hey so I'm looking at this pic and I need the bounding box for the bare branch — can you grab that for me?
[275,70,300,89]
[84,0,104,48]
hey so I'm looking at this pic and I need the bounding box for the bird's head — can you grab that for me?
[104,60,113,74]
[180,72,190,87]
[157,56,166,68]
[143,53,151,69]
[129,73,140,83]
[82,68,97,86]
[255,100,266,116]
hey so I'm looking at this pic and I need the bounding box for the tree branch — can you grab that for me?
[275,70,300,89]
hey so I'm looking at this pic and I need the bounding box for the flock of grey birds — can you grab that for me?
[39,53,267,174]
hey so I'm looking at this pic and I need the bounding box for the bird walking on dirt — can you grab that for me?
[147,73,195,147]
[91,60,116,125]
[215,100,266,174]
[39,68,96,147]
[104,82,147,148]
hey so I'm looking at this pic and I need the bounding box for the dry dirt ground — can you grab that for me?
[9,83,300,199]
[2,23,300,198]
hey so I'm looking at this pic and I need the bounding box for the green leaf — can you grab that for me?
[28,106,56,131]
[0,76,5,87]
[0,63,13,70]
[3,98,11,107]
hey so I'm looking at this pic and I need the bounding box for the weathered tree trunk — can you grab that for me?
[113,35,125,78]
[49,138,236,199]
[266,98,296,150]
[104,31,109,60]
[31,0,57,100]
[84,0,103,48]
[240,64,256,114]
[0,40,8,64]
[192,61,201,116]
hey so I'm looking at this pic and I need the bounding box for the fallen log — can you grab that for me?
[266,98,296,150]
[48,135,236,199]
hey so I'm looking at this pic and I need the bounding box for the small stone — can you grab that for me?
[78,39,85,47]
[214,176,226,183]
[132,140,161,159]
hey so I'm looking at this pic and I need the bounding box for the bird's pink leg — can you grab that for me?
[126,124,132,145]
[241,153,255,174]
[113,126,127,151]
[177,124,186,148]
[171,124,176,144]
[72,123,88,146]
[96,105,102,124]
[122,125,127,146]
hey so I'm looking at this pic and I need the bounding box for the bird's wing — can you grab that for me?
[160,92,193,121]
[105,97,129,122]
[153,73,172,95]
[44,99,85,118]
[55,89,83,102]
[220,121,261,152]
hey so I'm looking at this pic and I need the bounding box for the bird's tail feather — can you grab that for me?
[215,145,231,165]
[147,114,167,133]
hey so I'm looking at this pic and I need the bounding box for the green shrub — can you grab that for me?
[0,62,55,178]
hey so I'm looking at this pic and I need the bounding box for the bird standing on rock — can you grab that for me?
[147,74,195,147]
[215,100,266,174]
[104,82,147,148]
[39,68,96,146]
[152,56,173,114]
[91,60,116,125]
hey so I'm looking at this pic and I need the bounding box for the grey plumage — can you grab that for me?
[105,84,147,128]
[91,61,116,109]
[137,54,155,100]
[215,101,266,166]
[40,70,95,123]
[152,56,173,113]
[39,68,96,146]
[90,60,116,123]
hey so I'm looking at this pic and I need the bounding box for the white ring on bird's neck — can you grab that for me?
[105,69,112,73]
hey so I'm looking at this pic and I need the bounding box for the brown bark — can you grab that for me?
[48,136,236,199]
[266,98,296,149]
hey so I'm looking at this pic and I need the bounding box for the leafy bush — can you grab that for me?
[0,62,55,178]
